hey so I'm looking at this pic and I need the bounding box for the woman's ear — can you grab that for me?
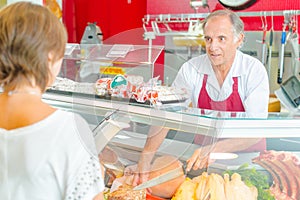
[48,51,55,71]
[48,51,54,62]
[47,52,55,87]
[47,52,62,87]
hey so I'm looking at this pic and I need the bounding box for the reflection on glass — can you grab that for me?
[0,0,6,7]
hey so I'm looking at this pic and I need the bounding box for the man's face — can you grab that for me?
[203,15,243,68]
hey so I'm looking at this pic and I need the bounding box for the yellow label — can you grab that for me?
[100,67,125,75]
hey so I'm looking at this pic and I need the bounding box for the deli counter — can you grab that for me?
[44,44,300,199]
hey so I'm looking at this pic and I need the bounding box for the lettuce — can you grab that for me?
[223,163,275,200]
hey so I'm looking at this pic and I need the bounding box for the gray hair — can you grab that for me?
[202,9,244,43]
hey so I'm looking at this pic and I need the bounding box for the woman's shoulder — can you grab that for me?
[52,110,89,126]
[40,109,96,151]
[54,110,97,151]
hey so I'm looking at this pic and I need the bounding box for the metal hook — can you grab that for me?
[260,11,265,30]
[264,11,268,30]
[259,11,268,31]
[158,14,163,22]
[167,14,171,22]
[271,11,274,31]
[295,10,299,32]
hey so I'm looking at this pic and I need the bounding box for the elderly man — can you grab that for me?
[132,9,269,186]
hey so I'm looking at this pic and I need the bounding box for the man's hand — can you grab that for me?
[132,170,150,187]
[124,163,152,193]
[124,163,151,186]
[186,147,215,171]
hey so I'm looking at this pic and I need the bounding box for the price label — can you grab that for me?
[100,67,125,75]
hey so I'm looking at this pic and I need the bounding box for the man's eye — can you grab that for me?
[205,37,211,42]
[219,36,226,41]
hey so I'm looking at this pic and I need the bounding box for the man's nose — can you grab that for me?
[209,40,218,51]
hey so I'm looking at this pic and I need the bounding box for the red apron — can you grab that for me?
[194,74,265,152]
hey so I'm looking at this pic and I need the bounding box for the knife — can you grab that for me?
[133,162,187,191]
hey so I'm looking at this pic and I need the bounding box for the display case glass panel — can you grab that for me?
[42,43,300,200]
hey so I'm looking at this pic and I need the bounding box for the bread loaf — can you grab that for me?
[107,184,146,200]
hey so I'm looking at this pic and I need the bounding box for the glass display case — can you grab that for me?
[43,92,300,199]
[62,43,164,82]
[43,43,300,199]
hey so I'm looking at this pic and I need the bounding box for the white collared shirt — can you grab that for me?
[172,50,270,118]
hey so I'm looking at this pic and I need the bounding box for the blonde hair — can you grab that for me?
[0,2,67,91]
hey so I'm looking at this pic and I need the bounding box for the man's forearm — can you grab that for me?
[212,138,262,153]
[140,126,169,164]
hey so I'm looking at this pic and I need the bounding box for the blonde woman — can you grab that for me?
[0,2,104,199]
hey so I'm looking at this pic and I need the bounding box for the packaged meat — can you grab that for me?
[95,78,112,96]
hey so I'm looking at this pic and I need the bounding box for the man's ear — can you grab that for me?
[236,33,245,47]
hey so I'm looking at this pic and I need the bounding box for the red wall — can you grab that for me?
[63,0,147,43]
[146,0,300,31]
[147,0,300,14]
[63,0,300,43]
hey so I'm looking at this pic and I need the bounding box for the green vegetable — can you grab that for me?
[223,163,275,200]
